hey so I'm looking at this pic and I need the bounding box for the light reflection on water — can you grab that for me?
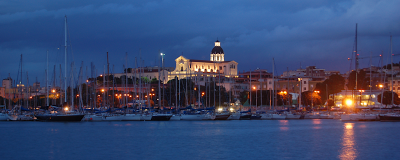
[339,123,357,160]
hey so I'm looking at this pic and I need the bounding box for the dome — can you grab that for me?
[211,46,224,54]
[211,40,224,54]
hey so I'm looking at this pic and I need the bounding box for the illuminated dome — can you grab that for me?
[211,40,224,54]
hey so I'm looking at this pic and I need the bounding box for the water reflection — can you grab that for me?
[339,123,357,160]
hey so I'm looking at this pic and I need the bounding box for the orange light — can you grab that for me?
[100,74,103,77]
[52,89,56,93]
[101,89,105,92]
[151,89,154,91]
[314,90,320,93]
[76,94,79,97]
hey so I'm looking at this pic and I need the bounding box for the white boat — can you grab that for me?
[181,114,205,120]
[83,114,103,121]
[202,114,215,120]
[102,114,124,121]
[304,113,320,119]
[260,113,272,120]
[141,113,152,121]
[7,114,35,121]
[285,113,301,119]
[170,114,181,121]
[272,114,286,120]
[122,114,141,121]
[228,112,241,120]
[0,113,8,121]
[341,114,378,121]
[319,114,334,119]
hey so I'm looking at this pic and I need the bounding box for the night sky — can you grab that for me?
[0,0,399,85]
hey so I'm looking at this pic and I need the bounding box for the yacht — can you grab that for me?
[102,114,124,121]
[170,114,181,120]
[214,112,230,120]
[35,113,85,121]
[272,113,286,120]
[379,113,400,121]
[141,113,152,121]
[83,114,103,121]
[0,113,8,121]
[122,114,142,121]
[285,112,301,119]
[151,113,172,121]
[228,112,240,120]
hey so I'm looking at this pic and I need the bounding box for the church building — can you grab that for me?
[168,40,238,85]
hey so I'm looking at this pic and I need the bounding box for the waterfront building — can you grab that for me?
[168,40,238,85]
[330,90,383,108]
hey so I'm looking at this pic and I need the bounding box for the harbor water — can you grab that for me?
[0,120,399,160]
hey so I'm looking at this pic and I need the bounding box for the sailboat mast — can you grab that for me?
[46,51,49,106]
[64,15,67,103]
[391,35,393,106]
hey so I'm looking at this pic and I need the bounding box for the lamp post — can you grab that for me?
[312,90,320,109]
[359,90,364,106]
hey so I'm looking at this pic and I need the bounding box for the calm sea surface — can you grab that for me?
[0,120,399,160]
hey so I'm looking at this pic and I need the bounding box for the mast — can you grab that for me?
[64,15,67,103]
[272,58,275,109]
[250,70,252,109]
[107,52,109,108]
[46,51,49,107]
[71,62,74,111]
[391,35,394,106]
[158,53,161,108]
[53,65,56,105]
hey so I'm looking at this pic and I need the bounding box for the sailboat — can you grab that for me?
[35,16,84,122]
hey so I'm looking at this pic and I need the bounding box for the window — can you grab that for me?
[269,81,272,84]
[181,67,183,71]
[219,66,222,70]
[304,81,307,84]
[190,64,191,68]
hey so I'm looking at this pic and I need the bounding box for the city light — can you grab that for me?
[345,99,353,106]
[101,89,105,92]
[64,107,69,111]
[52,89,56,93]
[314,90,320,93]
[218,108,223,112]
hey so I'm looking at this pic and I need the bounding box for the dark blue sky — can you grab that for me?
[0,0,399,85]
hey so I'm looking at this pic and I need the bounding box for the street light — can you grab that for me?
[359,90,365,106]
[312,90,320,109]
[253,86,257,108]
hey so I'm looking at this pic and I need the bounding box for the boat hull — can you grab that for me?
[285,114,300,119]
[239,114,251,120]
[0,113,8,121]
[141,114,152,121]
[181,114,204,121]
[83,114,103,121]
[151,114,172,121]
[379,115,400,121]
[103,115,124,121]
[36,114,85,122]
[122,114,141,121]
[170,115,181,121]
[272,114,286,120]
[214,114,230,120]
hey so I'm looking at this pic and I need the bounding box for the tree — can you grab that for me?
[239,91,248,105]
[301,91,321,107]
[347,70,369,90]
[377,91,400,106]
